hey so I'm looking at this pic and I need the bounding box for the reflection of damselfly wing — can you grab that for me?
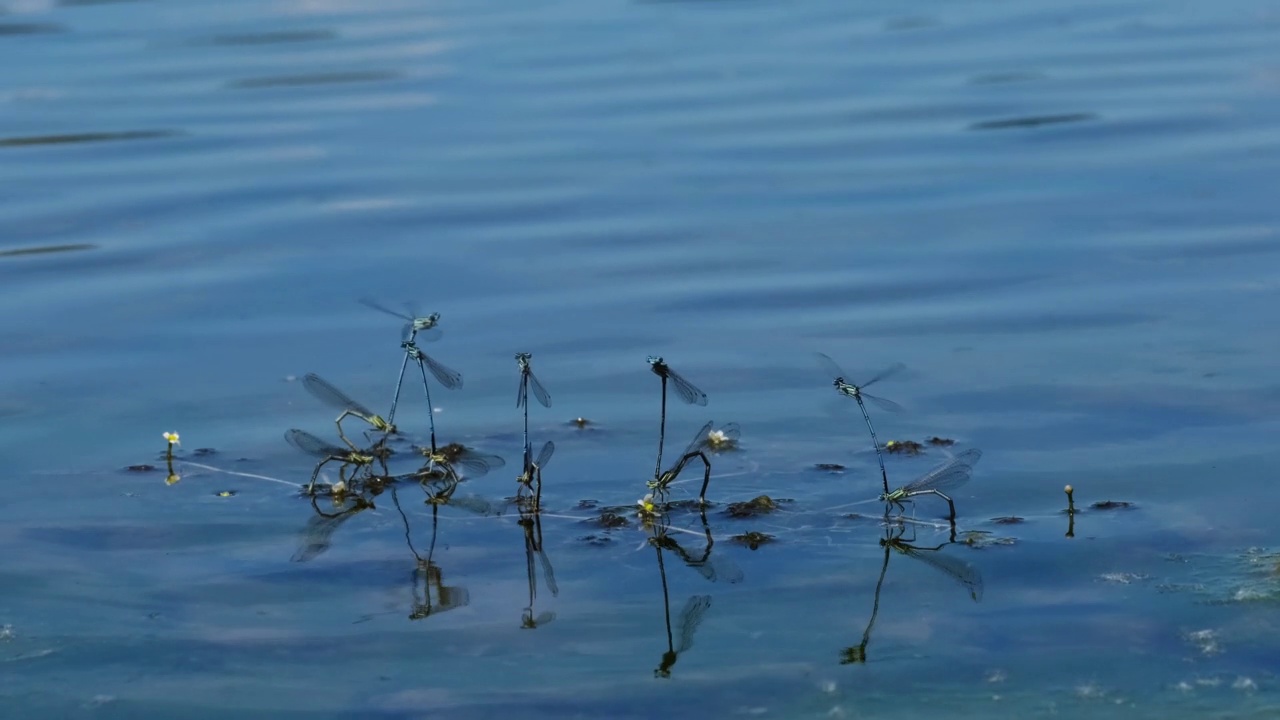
[896,542,984,602]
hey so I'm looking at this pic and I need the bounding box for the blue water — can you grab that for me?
[3,0,1280,717]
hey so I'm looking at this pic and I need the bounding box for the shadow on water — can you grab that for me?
[226,71,403,90]
[209,30,338,46]
[0,23,64,36]
[969,113,1098,130]
[58,0,147,6]
[0,130,177,148]
[0,244,96,258]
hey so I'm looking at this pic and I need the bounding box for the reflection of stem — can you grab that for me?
[1065,484,1076,539]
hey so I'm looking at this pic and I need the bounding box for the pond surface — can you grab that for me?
[3,0,1280,717]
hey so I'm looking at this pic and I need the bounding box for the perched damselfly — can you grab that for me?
[284,428,378,494]
[417,441,506,480]
[816,352,905,495]
[648,356,708,479]
[516,439,555,511]
[301,373,394,451]
[516,352,551,474]
[881,448,982,521]
[647,420,714,506]
[399,340,463,454]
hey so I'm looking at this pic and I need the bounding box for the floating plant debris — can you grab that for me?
[586,511,629,529]
[814,463,845,472]
[724,495,789,518]
[213,490,238,498]
[126,464,157,472]
[960,531,1016,549]
[991,516,1025,525]
[730,531,775,550]
[576,500,599,509]
[927,436,955,446]
[1091,500,1135,510]
[885,440,924,455]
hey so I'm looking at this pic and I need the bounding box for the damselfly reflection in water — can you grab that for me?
[398,485,473,621]
[816,353,905,495]
[842,519,983,664]
[644,509,738,677]
[293,492,377,563]
[518,509,558,629]
[881,448,983,521]
[300,373,396,451]
[645,420,714,508]
[648,356,708,479]
[284,428,388,494]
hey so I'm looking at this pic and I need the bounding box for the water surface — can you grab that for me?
[3,0,1280,717]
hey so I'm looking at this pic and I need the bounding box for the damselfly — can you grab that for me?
[358,298,442,343]
[417,441,506,479]
[401,340,463,453]
[516,352,551,472]
[881,448,982,521]
[301,373,394,451]
[648,356,708,479]
[647,420,714,506]
[284,428,377,494]
[516,439,555,511]
[358,299,443,425]
[816,353,905,495]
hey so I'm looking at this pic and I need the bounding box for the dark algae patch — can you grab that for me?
[724,495,790,518]
[885,440,924,455]
[730,531,775,550]
[1091,500,1135,510]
